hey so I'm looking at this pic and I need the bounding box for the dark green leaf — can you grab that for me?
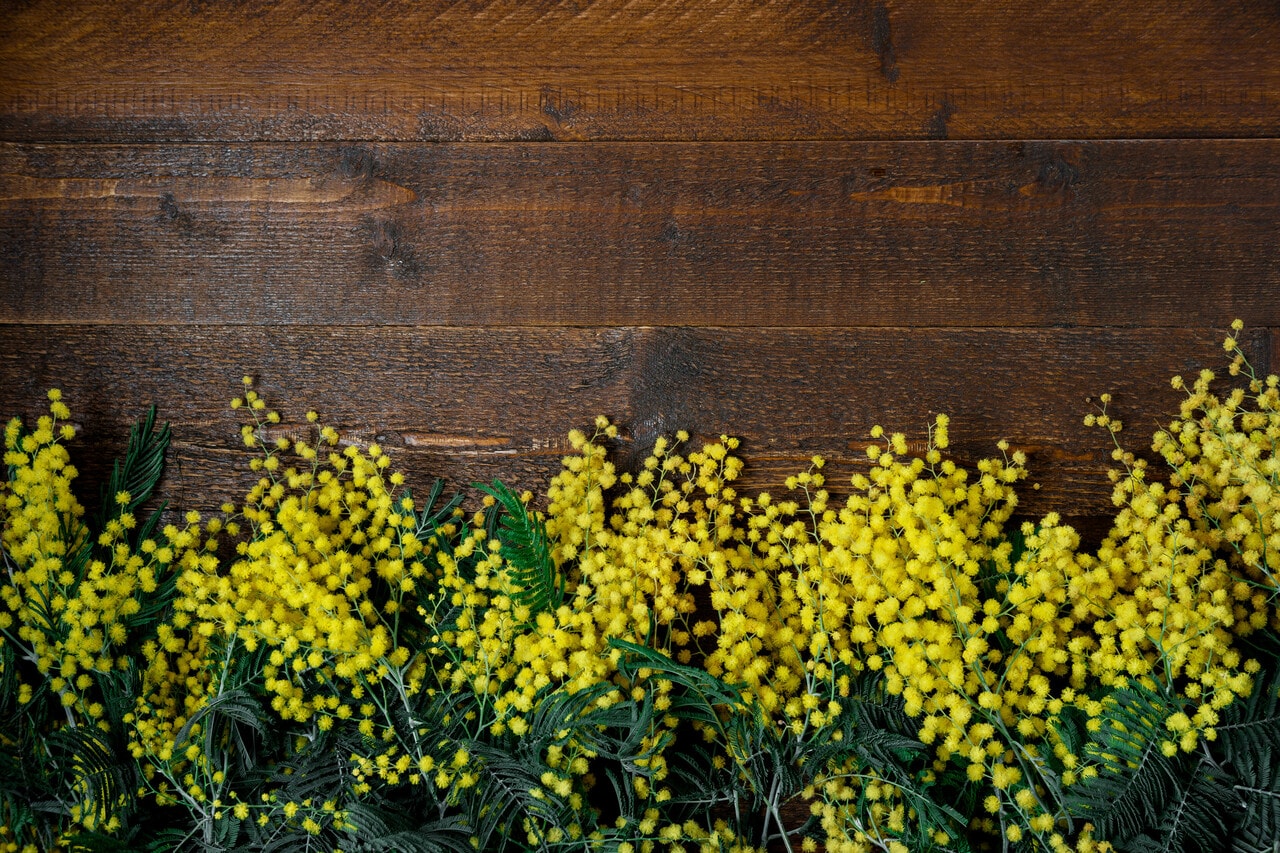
[475,480,562,620]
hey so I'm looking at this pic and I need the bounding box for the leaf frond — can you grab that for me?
[1220,662,1280,852]
[476,480,561,619]
[95,406,171,533]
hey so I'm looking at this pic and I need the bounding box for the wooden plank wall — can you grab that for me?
[2,1,1279,539]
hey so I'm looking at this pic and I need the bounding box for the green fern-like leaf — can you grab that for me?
[610,637,746,730]
[342,806,473,853]
[1137,753,1234,853]
[464,741,577,853]
[0,641,18,719]
[523,678,657,761]
[407,479,464,540]
[1066,687,1185,843]
[1218,661,1280,769]
[135,829,191,853]
[94,406,171,533]
[476,480,561,618]
[1066,684,1245,852]
[1229,749,1280,853]
[1218,662,1280,852]
[824,676,970,851]
[48,725,136,840]
[172,687,267,758]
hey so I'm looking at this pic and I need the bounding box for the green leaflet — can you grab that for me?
[403,478,464,546]
[339,807,472,853]
[1061,645,1280,852]
[1218,659,1280,852]
[93,405,171,537]
[85,406,178,636]
[48,725,133,839]
[476,479,563,620]
[610,637,745,727]
[1066,684,1247,853]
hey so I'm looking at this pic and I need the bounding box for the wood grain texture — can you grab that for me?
[0,324,1268,526]
[3,0,1279,142]
[4,140,1279,326]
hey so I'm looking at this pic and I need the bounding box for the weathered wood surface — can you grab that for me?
[3,0,1278,547]
[3,1,1279,142]
[3,140,1279,327]
[0,325,1268,531]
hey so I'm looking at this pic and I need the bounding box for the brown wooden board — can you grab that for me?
[0,324,1267,527]
[3,1,1279,143]
[3,140,1279,327]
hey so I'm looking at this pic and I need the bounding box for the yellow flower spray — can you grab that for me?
[3,323,1279,853]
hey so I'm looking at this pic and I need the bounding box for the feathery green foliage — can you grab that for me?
[93,405,170,535]
[1064,671,1280,853]
[1068,687,1189,842]
[476,479,562,618]
[1219,653,1280,853]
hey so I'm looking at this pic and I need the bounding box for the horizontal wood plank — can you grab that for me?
[2,1,1278,142]
[3,140,1279,327]
[0,325,1267,527]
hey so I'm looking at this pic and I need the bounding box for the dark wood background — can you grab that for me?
[2,0,1278,539]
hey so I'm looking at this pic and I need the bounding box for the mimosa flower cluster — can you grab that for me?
[2,327,1278,853]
